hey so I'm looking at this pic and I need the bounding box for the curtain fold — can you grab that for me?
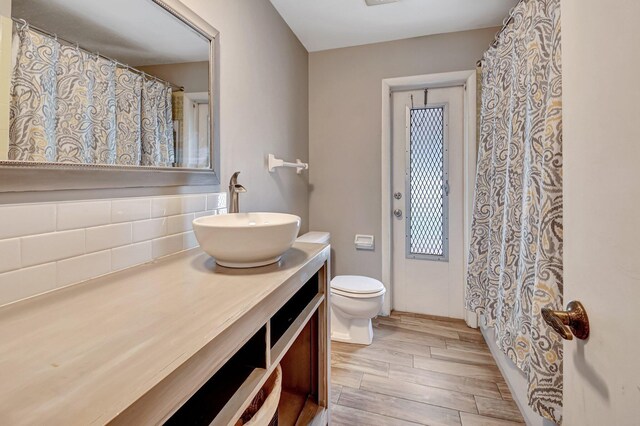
[465,0,563,423]
[141,79,175,167]
[9,25,174,167]
[85,55,117,165]
[9,27,58,162]
[115,67,143,165]
[56,44,90,163]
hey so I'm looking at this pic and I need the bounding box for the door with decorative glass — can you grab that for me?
[391,86,465,317]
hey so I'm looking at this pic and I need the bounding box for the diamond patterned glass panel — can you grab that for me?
[408,107,446,257]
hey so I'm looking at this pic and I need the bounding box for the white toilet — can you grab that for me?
[296,232,386,345]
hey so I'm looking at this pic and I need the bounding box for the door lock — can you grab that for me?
[394,192,402,200]
[393,209,403,218]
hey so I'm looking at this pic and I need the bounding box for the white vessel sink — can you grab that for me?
[193,212,301,268]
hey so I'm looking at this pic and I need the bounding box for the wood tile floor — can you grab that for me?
[330,311,525,426]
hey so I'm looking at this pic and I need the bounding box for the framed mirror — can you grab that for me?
[0,0,219,192]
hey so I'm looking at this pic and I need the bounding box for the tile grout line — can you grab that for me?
[334,401,428,426]
[473,394,480,417]
[360,376,482,415]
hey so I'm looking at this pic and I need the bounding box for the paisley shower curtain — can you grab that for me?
[115,67,143,166]
[9,25,174,166]
[466,0,563,423]
[141,79,175,167]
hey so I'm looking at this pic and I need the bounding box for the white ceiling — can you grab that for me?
[12,0,209,66]
[270,0,518,52]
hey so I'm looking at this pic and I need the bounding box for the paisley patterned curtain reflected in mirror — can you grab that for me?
[9,24,175,167]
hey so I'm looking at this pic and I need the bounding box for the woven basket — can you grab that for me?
[236,364,282,426]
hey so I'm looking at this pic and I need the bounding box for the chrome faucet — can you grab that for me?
[228,171,246,213]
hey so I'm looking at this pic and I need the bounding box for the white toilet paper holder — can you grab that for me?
[354,234,375,250]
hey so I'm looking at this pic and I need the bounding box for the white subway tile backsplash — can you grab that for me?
[0,238,20,273]
[111,199,151,223]
[57,201,111,231]
[151,195,206,218]
[86,223,132,253]
[21,230,85,267]
[152,234,184,259]
[57,251,111,287]
[167,213,195,235]
[206,193,227,210]
[0,263,57,306]
[183,231,199,250]
[151,197,179,218]
[111,241,152,271]
[194,210,216,219]
[133,218,167,242]
[0,204,56,239]
[184,194,207,213]
[0,192,223,306]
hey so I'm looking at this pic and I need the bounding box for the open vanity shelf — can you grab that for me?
[0,243,331,426]
[167,275,328,425]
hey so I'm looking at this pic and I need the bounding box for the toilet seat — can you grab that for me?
[331,287,386,299]
[331,275,386,299]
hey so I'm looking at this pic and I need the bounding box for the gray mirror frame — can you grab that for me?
[0,0,220,193]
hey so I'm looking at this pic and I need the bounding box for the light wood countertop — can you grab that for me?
[0,242,330,425]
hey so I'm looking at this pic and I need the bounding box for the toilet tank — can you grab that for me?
[296,232,330,244]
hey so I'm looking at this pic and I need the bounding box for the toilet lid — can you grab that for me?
[331,275,385,295]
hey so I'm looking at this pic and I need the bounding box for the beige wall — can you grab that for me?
[1,0,310,231]
[138,61,209,93]
[182,0,309,228]
[309,28,497,279]
[0,0,9,17]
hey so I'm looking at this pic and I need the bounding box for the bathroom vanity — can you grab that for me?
[0,242,331,425]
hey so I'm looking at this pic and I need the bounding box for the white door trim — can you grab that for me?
[381,70,477,326]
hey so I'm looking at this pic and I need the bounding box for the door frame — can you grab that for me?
[380,70,477,325]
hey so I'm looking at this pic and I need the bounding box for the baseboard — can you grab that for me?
[480,325,558,426]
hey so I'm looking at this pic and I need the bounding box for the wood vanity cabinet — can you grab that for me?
[0,244,331,426]
[164,271,331,426]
